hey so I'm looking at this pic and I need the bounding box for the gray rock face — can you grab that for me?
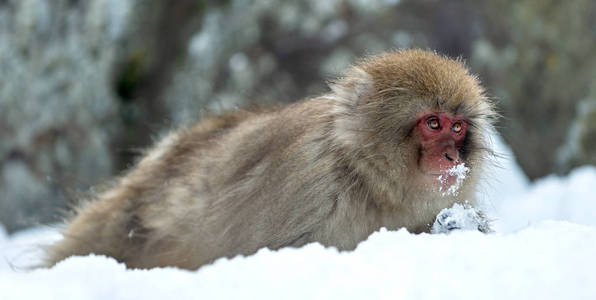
[471,0,596,179]
[0,0,128,232]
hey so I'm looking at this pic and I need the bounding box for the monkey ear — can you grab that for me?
[329,67,375,107]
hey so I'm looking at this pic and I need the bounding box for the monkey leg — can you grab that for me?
[44,194,146,267]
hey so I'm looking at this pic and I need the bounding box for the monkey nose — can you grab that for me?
[443,147,460,164]
[444,153,454,161]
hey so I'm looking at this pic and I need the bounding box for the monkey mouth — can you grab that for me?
[425,172,451,176]
[424,164,470,195]
[425,172,458,186]
[423,169,456,178]
[423,163,469,180]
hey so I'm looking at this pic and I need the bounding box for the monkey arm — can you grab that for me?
[431,203,493,234]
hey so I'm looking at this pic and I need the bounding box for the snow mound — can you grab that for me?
[1,222,595,300]
[477,133,596,232]
[490,166,596,232]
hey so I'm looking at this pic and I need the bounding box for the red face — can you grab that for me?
[416,112,468,181]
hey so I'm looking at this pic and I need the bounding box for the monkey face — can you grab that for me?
[415,111,469,186]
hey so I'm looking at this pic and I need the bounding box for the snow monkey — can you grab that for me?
[45,49,496,270]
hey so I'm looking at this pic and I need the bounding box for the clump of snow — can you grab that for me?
[431,203,490,234]
[437,163,470,196]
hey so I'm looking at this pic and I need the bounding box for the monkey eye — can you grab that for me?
[427,117,440,130]
[452,122,463,133]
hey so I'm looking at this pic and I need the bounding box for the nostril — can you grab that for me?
[444,153,453,161]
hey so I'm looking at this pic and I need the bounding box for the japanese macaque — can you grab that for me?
[45,49,496,270]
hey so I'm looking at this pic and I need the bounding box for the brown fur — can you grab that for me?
[45,49,496,270]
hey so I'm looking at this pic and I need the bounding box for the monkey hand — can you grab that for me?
[431,203,492,234]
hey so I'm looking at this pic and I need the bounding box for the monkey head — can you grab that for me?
[330,49,495,199]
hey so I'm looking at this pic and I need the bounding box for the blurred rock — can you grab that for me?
[471,0,596,179]
[164,0,439,126]
[110,0,213,170]
[557,99,596,170]
[0,0,128,232]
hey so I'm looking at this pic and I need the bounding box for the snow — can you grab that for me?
[1,134,596,299]
[437,163,470,196]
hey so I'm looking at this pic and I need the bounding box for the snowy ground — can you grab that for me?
[1,135,595,300]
